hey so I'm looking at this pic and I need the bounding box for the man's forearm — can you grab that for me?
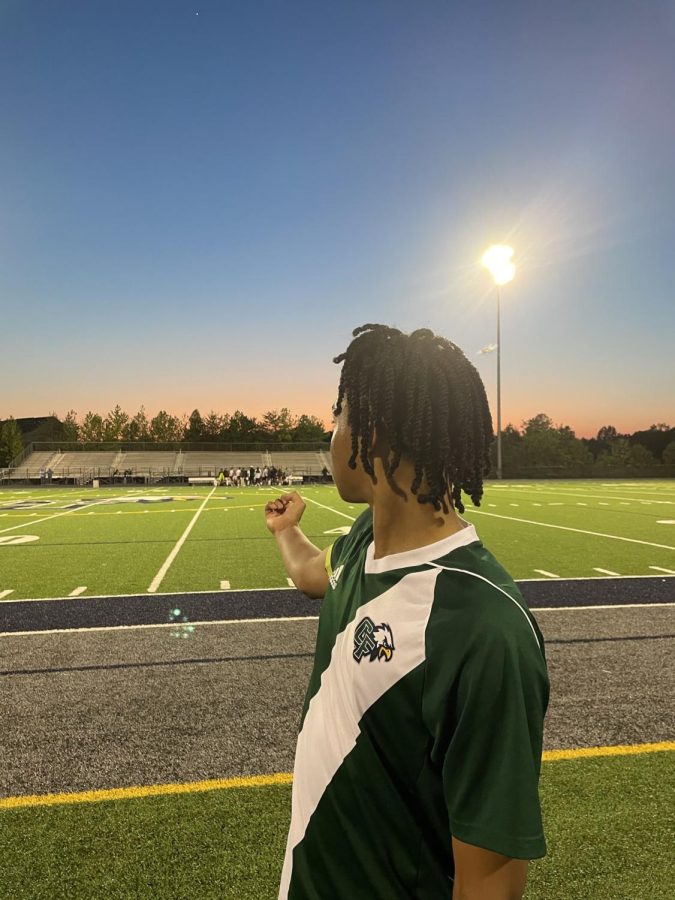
[274,525,323,590]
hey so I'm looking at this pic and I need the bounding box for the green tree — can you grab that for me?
[62,410,80,442]
[292,414,326,443]
[498,423,522,474]
[224,410,258,442]
[122,407,151,442]
[523,413,555,435]
[186,409,206,442]
[0,417,24,467]
[202,411,225,442]
[627,443,656,468]
[596,437,632,468]
[261,408,295,442]
[103,405,129,441]
[662,441,675,466]
[80,412,104,442]
[519,414,564,468]
[150,410,182,442]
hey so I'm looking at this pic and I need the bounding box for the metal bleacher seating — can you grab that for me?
[179,451,268,475]
[269,451,326,476]
[116,451,178,475]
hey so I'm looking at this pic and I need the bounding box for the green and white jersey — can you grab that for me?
[280,508,549,900]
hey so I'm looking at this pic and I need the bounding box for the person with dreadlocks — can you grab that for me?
[265,324,549,900]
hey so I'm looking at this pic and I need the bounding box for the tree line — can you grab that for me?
[496,415,675,472]
[1,409,673,471]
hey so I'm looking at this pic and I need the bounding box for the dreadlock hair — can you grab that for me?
[332,323,494,514]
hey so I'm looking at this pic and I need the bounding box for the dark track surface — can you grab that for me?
[2,576,674,635]
[1,605,673,799]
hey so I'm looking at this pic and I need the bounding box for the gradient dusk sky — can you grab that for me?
[1,0,674,438]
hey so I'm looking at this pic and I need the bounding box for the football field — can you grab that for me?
[1,479,674,899]
[1,478,674,600]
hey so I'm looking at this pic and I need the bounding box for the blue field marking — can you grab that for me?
[1,577,674,635]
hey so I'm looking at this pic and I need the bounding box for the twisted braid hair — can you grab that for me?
[333,323,494,514]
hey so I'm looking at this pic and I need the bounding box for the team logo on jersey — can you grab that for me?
[329,564,344,589]
[353,617,395,663]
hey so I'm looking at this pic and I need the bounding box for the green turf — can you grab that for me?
[0,480,673,600]
[1,753,673,899]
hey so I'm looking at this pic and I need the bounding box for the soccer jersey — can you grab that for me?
[279,507,549,899]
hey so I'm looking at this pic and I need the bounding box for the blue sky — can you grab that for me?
[1,0,674,437]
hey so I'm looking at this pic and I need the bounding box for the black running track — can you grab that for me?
[1,577,674,634]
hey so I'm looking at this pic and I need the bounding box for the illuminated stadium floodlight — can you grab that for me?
[481,244,516,481]
[481,244,515,285]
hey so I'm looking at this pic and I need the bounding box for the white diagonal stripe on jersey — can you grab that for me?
[278,566,442,899]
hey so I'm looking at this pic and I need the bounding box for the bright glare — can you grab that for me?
[481,244,516,285]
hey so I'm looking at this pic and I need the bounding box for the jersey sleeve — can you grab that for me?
[324,536,347,579]
[324,508,372,579]
[423,610,549,860]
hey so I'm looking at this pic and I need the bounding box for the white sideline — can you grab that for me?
[464,508,675,551]
[147,487,217,593]
[3,603,675,638]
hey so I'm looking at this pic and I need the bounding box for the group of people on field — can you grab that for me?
[217,465,289,487]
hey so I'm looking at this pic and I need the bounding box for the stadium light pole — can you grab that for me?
[480,245,516,481]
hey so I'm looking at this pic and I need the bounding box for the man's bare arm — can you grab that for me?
[265,491,330,599]
[451,838,528,900]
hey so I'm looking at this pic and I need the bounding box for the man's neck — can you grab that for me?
[369,464,466,560]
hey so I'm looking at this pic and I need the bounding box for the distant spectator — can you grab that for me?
[321,466,329,483]
[46,467,53,483]
[254,467,261,484]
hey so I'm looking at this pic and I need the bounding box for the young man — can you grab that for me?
[266,324,549,900]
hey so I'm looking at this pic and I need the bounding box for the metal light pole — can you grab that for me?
[481,245,515,481]
[496,283,502,480]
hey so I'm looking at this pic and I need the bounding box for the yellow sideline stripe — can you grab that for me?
[0,772,294,810]
[1,742,673,811]
[541,741,675,762]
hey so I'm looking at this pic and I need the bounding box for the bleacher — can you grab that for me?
[3,446,333,485]
[269,451,327,476]
[117,451,177,475]
[6,450,61,481]
[179,451,268,474]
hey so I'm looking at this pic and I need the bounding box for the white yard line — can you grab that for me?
[69,586,87,597]
[533,569,560,578]
[220,580,231,590]
[649,566,675,575]
[465,509,675,551]
[147,487,217,593]
[0,589,14,600]
[302,495,356,521]
[593,568,621,576]
[287,578,296,587]
[488,486,673,505]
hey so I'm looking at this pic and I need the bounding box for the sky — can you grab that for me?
[1,0,674,439]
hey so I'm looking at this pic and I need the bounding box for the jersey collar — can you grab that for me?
[364,518,478,575]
